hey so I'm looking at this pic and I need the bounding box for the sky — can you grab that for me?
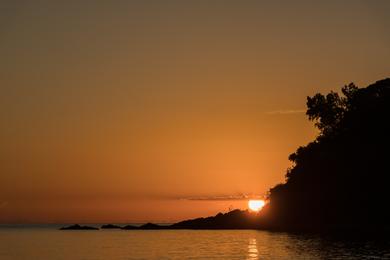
[0,0,389,223]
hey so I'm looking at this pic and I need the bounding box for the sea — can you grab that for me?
[0,224,389,259]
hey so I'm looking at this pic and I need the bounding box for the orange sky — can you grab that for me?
[0,1,389,223]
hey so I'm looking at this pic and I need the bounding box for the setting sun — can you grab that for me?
[248,200,265,212]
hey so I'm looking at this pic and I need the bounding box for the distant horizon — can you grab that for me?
[1,0,389,223]
[0,199,254,224]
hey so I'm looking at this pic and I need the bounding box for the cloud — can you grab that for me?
[265,109,306,115]
[177,194,264,201]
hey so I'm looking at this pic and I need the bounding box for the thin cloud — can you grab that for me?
[178,194,264,201]
[265,109,306,115]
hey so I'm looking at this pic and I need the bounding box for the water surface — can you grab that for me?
[0,225,389,259]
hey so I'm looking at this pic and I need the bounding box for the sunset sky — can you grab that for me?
[1,0,389,223]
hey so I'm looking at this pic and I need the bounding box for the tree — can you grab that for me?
[265,78,390,232]
[305,83,359,136]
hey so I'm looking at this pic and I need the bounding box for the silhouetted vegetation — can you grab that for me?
[265,78,390,232]
[171,209,263,229]
[60,78,390,232]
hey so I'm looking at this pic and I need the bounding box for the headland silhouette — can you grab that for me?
[61,78,390,233]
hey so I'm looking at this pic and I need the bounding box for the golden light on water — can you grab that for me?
[248,200,265,212]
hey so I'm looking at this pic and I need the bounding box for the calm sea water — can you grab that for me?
[0,224,389,259]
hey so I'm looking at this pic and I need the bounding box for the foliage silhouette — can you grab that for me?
[265,78,390,231]
[59,78,390,232]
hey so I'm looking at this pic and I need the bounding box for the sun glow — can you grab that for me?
[248,200,265,212]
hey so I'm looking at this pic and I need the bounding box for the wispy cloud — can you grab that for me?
[265,109,306,115]
[177,194,264,201]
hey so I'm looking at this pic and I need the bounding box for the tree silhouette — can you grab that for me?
[306,83,359,136]
[266,78,390,232]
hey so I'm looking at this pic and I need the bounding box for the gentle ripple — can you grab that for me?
[0,225,389,259]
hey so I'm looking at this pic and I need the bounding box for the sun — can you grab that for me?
[248,200,265,212]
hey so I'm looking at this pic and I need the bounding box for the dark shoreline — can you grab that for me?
[59,209,390,235]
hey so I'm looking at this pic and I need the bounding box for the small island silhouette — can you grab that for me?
[61,78,390,233]
[101,224,122,229]
[60,224,99,230]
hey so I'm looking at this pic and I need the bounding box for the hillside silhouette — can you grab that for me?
[262,78,390,232]
[170,209,263,229]
[171,78,390,232]
[60,78,390,232]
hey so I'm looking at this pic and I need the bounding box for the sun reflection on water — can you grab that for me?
[247,238,258,259]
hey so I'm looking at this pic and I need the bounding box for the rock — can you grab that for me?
[121,224,138,230]
[101,224,122,229]
[139,223,165,229]
[59,224,99,230]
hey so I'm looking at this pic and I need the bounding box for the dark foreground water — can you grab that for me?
[0,225,389,259]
